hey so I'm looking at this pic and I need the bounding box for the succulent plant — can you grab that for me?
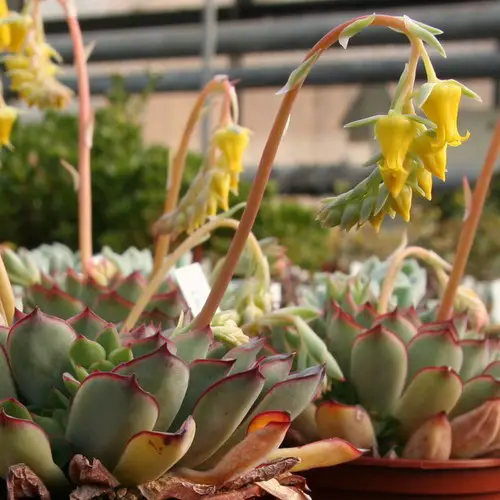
[0,244,189,326]
[0,307,360,498]
[293,298,500,461]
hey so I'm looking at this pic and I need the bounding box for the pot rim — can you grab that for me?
[352,456,500,470]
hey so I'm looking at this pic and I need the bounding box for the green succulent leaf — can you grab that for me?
[169,359,235,432]
[93,292,133,323]
[62,373,81,397]
[173,327,213,364]
[178,366,266,468]
[0,398,31,420]
[375,311,417,344]
[108,346,133,365]
[255,353,294,403]
[113,344,189,432]
[114,272,146,303]
[127,332,169,359]
[0,346,17,400]
[350,326,407,415]
[70,335,107,370]
[460,340,490,382]
[96,326,121,356]
[407,329,463,383]
[0,411,67,487]
[65,372,159,470]
[8,309,76,406]
[224,337,265,375]
[27,285,84,319]
[68,308,110,340]
[88,360,115,372]
[395,366,462,436]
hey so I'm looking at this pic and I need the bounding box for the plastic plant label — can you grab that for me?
[270,282,282,310]
[173,263,218,316]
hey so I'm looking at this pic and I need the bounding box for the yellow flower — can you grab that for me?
[0,106,18,148]
[421,81,470,147]
[375,114,419,197]
[368,211,385,233]
[7,13,32,53]
[390,185,413,222]
[214,125,251,175]
[411,132,448,181]
[416,165,433,200]
[0,0,11,50]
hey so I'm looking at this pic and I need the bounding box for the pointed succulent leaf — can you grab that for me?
[8,309,76,406]
[31,415,64,437]
[48,388,70,410]
[326,304,364,375]
[403,15,446,57]
[255,354,294,404]
[207,365,326,467]
[68,308,109,340]
[315,401,375,449]
[139,309,172,330]
[451,375,500,418]
[113,344,189,432]
[28,285,84,319]
[96,326,121,356]
[62,373,81,397]
[338,14,375,49]
[176,415,290,486]
[276,51,320,95]
[266,438,363,472]
[178,367,265,468]
[173,326,213,363]
[112,416,196,486]
[126,332,170,359]
[169,359,235,432]
[375,310,417,344]
[108,347,133,365]
[224,337,265,375]
[354,303,377,329]
[350,325,407,415]
[93,292,133,323]
[114,272,146,303]
[0,398,31,420]
[207,342,230,359]
[460,340,490,381]
[78,277,108,307]
[451,399,500,458]
[146,291,182,317]
[70,335,107,370]
[0,345,16,400]
[293,316,343,380]
[0,411,67,486]
[407,330,463,383]
[395,366,463,437]
[64,268,84,299]
[402,412,452,460]
[65,372,159,470]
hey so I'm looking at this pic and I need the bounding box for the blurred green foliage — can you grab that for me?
[0,79,330,269]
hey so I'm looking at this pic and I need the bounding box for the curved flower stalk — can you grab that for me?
[151,75,249,277]
[0,307,362,497]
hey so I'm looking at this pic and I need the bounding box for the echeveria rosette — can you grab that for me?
[311,303,500,461]
[0,307,362,497]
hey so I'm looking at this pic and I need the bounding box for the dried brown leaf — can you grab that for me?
[256,478,310,500]
[7,464,51,500]
[138,475,216,500]
[69,455,119,488]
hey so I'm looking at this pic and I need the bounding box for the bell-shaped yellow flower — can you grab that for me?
[0,0,11,50]
[0,105,18,148]
[416,165,433,200]
[375,114,419,197]
[214,124,251,175]
[411,131,448,181]
[368,211,385,233]
[390,185,413,222]
[8,14,32,53]
[421,81,470,147]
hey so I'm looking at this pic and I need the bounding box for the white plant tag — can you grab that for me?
[270,282,282,309]
[173,263,216,317]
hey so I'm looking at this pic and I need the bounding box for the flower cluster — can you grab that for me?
[318,18,480,232]
[154,123,251,237]
[1,1,73,112]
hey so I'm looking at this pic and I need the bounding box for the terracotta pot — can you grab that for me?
[301,456,500,499]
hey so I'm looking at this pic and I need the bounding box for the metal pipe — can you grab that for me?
[50,52,500,95]
[48,1,500,64]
